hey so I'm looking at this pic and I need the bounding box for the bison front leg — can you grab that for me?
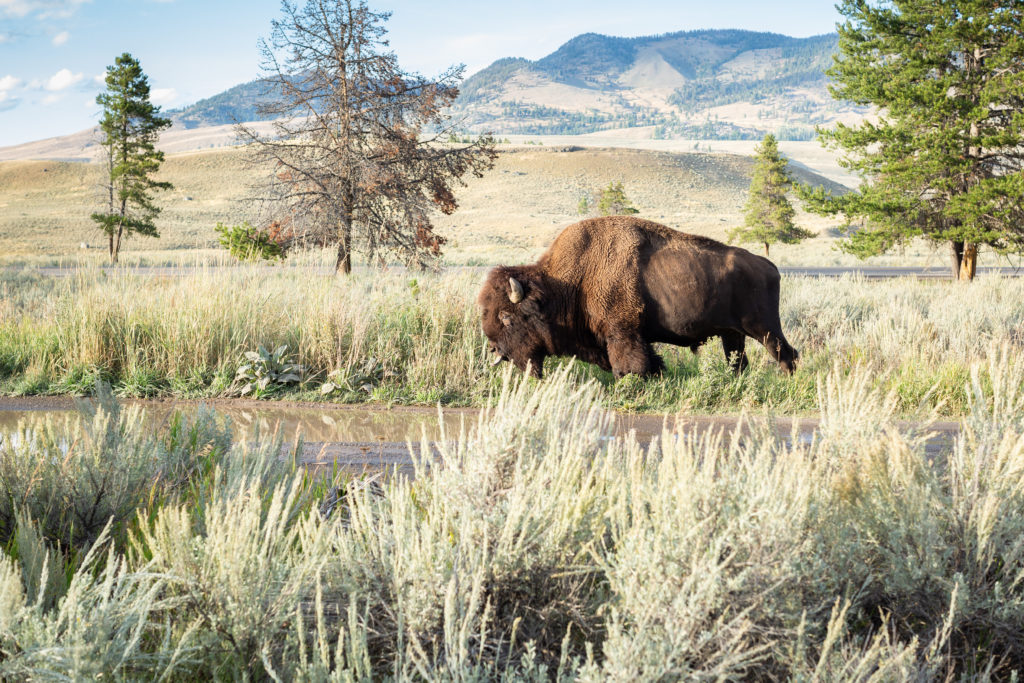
[721,331,749,374]
[607,334,659,379]
[523,350,546,379]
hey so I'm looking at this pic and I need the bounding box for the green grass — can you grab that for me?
[3,353,1024,677]
[1,265,1022,416]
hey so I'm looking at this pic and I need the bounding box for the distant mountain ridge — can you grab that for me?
[167,79,281,129]
[163,29,863,140]
[454,29,858,139]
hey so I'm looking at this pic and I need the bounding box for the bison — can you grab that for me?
[477,216,798,379]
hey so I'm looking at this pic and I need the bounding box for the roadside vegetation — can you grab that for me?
[3,353,1024,678]
[0,266,1021,416]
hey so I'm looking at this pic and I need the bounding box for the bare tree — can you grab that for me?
[237,0,496,273]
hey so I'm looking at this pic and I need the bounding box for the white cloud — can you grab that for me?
[0,0,90,19]
[92,73,105,85]
[44,67,82,91]
[150,87,177,105]
[51,30,68,45]
[0,74,21,91]
[42,92,62,104]
[0,32,12,43]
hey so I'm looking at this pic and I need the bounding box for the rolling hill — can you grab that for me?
[0,144,852,265]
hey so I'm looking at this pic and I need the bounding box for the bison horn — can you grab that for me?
[508,277,524,304]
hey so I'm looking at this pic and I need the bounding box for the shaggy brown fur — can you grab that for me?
[478,216,798,379]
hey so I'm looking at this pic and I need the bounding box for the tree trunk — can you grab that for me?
[764,243,770,257]
[112,226,123,264]
[959,242,977,281]
[950,241,964,279]
[108,233,115,263]
[335,223,352,274]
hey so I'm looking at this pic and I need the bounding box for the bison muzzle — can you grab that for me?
[477,216,798,379]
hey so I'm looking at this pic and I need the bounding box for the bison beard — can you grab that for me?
[477,216,799,379]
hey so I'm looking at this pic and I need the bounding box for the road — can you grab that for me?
[11,264,1024,279]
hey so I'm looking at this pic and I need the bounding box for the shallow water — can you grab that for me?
[0,397,957,472]
[0,398,470,444]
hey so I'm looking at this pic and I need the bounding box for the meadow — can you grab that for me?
[5,143,1024,679]
[0,144,974,268]
[2,348,1024,678]
[0,264,1021,417]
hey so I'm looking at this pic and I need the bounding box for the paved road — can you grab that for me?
[780,266,1022,279]
[11,264,1024,279]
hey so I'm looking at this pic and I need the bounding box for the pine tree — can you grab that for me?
[91,53,172,264]
[730,134,813,257]
[801,0,1024,280]
[239,0,496,274]
[596,181,639,216]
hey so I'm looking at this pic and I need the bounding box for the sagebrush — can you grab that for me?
[2,349,1024,677]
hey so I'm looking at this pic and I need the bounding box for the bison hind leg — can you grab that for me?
[721,331,749,375]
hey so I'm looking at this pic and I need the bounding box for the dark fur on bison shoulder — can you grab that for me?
[477,216,798,379]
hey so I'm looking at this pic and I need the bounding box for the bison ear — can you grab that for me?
[508,277,524,304]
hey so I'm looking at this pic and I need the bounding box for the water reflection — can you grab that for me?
[0,400,473,445]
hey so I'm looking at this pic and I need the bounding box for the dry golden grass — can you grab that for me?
[0,142,987,268]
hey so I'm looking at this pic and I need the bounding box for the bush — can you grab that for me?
[214,221,286,262]
[4,354,1024,677]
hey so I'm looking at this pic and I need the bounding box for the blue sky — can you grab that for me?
[0,0,843,147]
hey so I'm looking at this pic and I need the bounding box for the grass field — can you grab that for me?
[0,265,1020,417]
[3,354,1024,678]
[0,143,989,268]
[5,138,1024,679]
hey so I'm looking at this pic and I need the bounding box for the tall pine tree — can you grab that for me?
[92,53,172,264]
[730,134,813,258]
[801,0,1024,280]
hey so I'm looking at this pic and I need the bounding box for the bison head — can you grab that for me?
[477,266,549,378]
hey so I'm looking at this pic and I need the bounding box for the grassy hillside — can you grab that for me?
[0,150,264,257]
[0,144,857,265]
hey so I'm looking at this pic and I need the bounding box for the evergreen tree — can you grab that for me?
[596,181,639,216]
[91,53,172,264]
[730,134,813,257]
[577,194,590,215]
[239,0,496,274]
[801,0,1024,280]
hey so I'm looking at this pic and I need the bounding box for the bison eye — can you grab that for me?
[499,311,512,327]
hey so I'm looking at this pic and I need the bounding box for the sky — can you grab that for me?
[0,0,844,147]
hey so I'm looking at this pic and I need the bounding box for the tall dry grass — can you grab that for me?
[2,350,1024,677]
[1,265,1022,414]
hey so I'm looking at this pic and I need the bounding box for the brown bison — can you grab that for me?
[478,216,798,379]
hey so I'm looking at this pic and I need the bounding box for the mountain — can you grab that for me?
[167,78,282,129]
[165,30,856,140]
[453,30,864,140]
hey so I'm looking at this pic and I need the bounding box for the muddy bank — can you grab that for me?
[0,395,959,476]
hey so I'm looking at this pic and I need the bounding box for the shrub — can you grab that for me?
[214,221,286,262]
[4,356,1024,676]
[231,344,304,397]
